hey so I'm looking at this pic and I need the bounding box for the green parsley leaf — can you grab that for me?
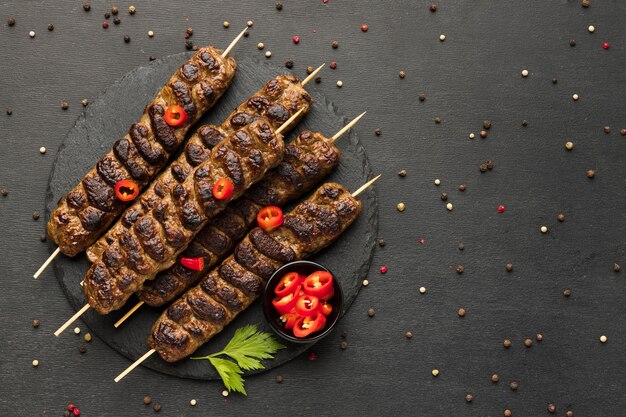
[191,324,286,395]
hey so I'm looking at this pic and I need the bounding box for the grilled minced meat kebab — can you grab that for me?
[48,47,237,257]
[84,119,285,314]
[87,75,311,262]
[149,182,361,362]
[138,130,340,308]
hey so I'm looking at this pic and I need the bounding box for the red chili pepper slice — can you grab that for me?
[303,271,334,301]
[272,286,300,315]
[274,272,302,298]
[164,105,188,127]
[280,309,299,330]
[257,206,284,231]
[293,312,327,338]
[114,179,139,202]
[295,294,320,317]
[212,178,234,200]
[319,302,333,316]
[180,257,204,271]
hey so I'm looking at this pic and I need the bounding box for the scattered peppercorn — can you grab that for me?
[486,160,494,170]
[399,70,406,78]
[588,25,595,33]
[540,226,548,234]
[331,40,339,49]
[361,24,368,32]
[491,373,499,383]
[32,359,39,367]
[521,119,528,126]
[430,3,438,11]
[40,234,47,242]
[153,403,161,412]
[456,265,464,274]
[483,120,492,129]
[104,12,111,19]
[113,17,121,25]
[503,339,511,348]
[61,100,69,110]
[149,56,156,61]
[573,93,580,100]
[506,263,513,272]
[563,288,571,297]
[336,80,343,88]
[614,263,621,272]
[32,211,40,220]
[405,331,413,339]
[124,35,131,43]
[457,308,466,317]
[548,403,556,413]
[536,333,543,341]
[570,39,576,47]
[276,2,283,10]
[285,60,293,69]
[582,0,589,6]
[102,21,109,29]
[32,319,40,328]
[557,212,565,222]
[340,341,348,349]
[7,17,16,26]
[374,128,382,136]
[552,78,558,84]
[275,375,284,383]
[524,338,533,347]
[6,108,12,115]
[81,98,89,107]
[458,243,465,251]
[504,410,512,417]
[329,61,337,70]
[479,130,488,138]
[510,381,518,391]
[39,146,47,154]
[64,411,70,417]
[458,185,466,193]
[431,369,439,377]
[143,396,152,405]
[84,333,92,342]
[83,3,91,11]
[604,126,611,133]
[419,94,426,102]
[465,394,473,403]
[1,188,8,197]
[586,169,595,178]
[314,77,321,84]
[185,41,193,50]
[479,163,488,172]
[398,169,406,177]
[367,308,376,317]
[440,192,448,201]
[79,343,87,354]
[566,411,574,417]
[378,238,385,247]
[397,202,406,212]
[380,266,388,274]
[129,5,136,14]
[434,116,442,124]
[48,24,54,31]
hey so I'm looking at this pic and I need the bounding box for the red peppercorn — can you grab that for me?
[68,404,75,411]
[380,266,388,274]
[323,0,328,3]
[102,21,109,28]
[293,35,300,44]
[329,61,337,69]
[603,42,610,49]
[73,408,81,416]
[361,24,369,32]
[498,205,505,213]
[419,238,426,245]
[308,352,316,361]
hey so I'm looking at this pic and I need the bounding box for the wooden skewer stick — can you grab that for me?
[114,301,145,328]
[113,108,352,329]
[275,108,305,135]
[114,349,156,383]
[33,32,247,281]
[114,174,382,381]
[33,247,61,279]
[301,63,325,86]
[332,112,366,143]
[221,27,248,58]
[352,175,381,198]
[53,304,91,337]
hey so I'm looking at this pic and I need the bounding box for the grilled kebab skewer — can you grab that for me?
[113,112,365,328]
[35,28,247,279]
[115,177,379,381]
[53,110,304,337]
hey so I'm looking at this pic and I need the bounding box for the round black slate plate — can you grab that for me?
[46,54,378,380]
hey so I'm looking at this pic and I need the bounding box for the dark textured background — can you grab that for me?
[1,1,625,416]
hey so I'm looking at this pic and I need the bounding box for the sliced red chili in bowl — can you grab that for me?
[319,302,333,316]
[272,287,300,315]
[303,271,334,301]
[293,312,327,338]
[274,272,302,298]
[295,294,320,317]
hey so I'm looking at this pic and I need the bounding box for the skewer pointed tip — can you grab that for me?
[33,247,61,279]
[53,304,91,337]
[114,349,156,383]
[275,108,305,135]
[331,111,367,142]
[221,26,248,58]
[302,63,325,86]
[351,174,381,198]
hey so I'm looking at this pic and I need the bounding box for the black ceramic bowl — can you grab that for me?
[262,260,344,344]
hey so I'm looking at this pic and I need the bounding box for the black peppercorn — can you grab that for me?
[506,263,513,272]
[367,308,375,317]
[7,17,16,26]
[458,184,466,191]
[79,343,87,354]
[398,169,406,177]
[378,238,385,247]
[604,126,611,134]
[185,41,193,50]
[340,341,348,349]
[1,188,8,196]
[440,192,448,201]
[113,17,121,25]
[314,77,321,84]
[434,116,442,124]
[243,31,249,37]
[456,265,464,274]
[521,119,528,126]
[111,6,119,15]
[419,94,426,102]
[570,39,576,47]
[341,330,347,338]
[483,120,491,129]
[458,243,464,251]
[374,128,382,136]
[331,40,339,49]
[47,24,54,31]
[40,234,47,242]
[557,212,565,222]
[32,319,40,328]
[104,12,111,19]
[306,66,314,75]
[32,211,40,220]
[275,375,284,383]
[149,56,156,61]
[153,403,161,412]
[486,160,494,170]
[285,60,293,69]
[510,381,518,391]
[547,403,556,413]
[82,3,91,11]
[143,396,152,405]
[614,263,621,272]
[276,2,283,10]
[552,78,558,84]
[430,3,438,11]
[124,35,130,43]
[465,394,473,403]
[563,288,571,297]
[6,108,12,115]
[61,100,69,110]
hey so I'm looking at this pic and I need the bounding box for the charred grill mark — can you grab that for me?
[169,80,196,117]
[187,290,227,323]
[148,104,178,152]
[82,173,116,212]
[96,155,125,187]
[195,226,230,256]
[282,215,316,244]
[180,201,204,230]
[78,206,106,232]
[185,142,211,167]
[264,78,283,99]
[247,96,270,111]
[152,321,189,351]
[199,274,243,312]
[210,212,247,239]
[119,232,150,274]
[130,123,166,165]
[230,112,259,128]
[198,125,224,149]
[121,207,141,228]
[213,147,244,187]
[113,138,149,180]
[171,163,189,182]
[200,80,215,103]
[266,104,290,123]
[181,62,199,82]
[102,243,123,269]
[234,241,276,280]
[66,190,86,210]
[199,51,217,69]
[249,228,296,263]
[219,262,263,296]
